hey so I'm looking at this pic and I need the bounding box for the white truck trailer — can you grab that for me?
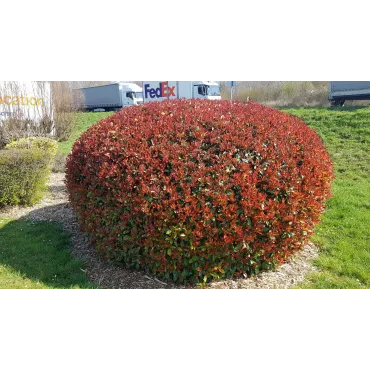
[142,81,221,103]
[73,82,143,111]
[329,81,370,106]
[0,81,53,123]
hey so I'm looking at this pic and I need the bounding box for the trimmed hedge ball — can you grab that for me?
[66,100,334,283]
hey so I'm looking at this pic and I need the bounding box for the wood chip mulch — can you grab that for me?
[0,173,319,289]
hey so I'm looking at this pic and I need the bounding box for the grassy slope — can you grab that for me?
[58,112,114,155]
[283,107,370,288]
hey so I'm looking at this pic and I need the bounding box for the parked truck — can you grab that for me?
[0,81,53,123]
[329,81,370,106]
[142,81,221,103]
[73,82,143,111]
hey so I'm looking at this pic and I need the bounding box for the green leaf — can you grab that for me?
[167,249,172,256]
[173,271,179,281]
[189,256,199,264]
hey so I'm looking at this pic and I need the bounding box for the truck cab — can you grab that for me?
[117,82,144,106]
[192,81,221,100]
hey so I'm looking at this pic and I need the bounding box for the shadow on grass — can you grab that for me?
[0,209,94,289]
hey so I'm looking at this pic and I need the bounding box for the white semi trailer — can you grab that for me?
[0,81,53,123]
[73,82,143,111]
[329,81,370,106]
[142,81,221,103]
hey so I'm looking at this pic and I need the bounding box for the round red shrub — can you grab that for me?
[66,100,334,283]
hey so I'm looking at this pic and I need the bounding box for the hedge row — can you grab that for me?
[66,100,334,284]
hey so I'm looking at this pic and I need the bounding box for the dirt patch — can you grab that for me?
[0,173,319,289]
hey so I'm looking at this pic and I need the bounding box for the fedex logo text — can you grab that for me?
[144,82,176,99]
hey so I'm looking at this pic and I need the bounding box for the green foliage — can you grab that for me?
[0,149,50,207]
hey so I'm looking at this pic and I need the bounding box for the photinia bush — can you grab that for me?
[66,100,334,284]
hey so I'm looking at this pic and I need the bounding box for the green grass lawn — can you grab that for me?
[57,112,114,155]
[0,217,94,288]
[283,106,370,288]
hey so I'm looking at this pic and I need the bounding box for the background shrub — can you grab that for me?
[6,137,57,164]
[0,149,51,207]
[66,100,334,284]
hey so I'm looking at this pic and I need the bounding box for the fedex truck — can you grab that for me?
[73,82,143,111]
[0,81,53,123]
[142,81,221,103]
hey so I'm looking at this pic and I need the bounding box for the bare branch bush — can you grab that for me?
[231,81,330,106]
[51,81,76,141]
